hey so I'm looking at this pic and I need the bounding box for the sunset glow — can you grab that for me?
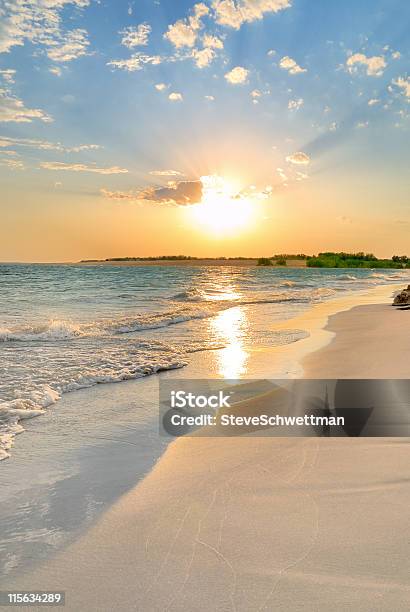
[0,0,408,261]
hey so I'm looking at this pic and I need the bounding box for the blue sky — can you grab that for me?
[0,0,409,260]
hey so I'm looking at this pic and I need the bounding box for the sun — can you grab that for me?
[189,175,255,236]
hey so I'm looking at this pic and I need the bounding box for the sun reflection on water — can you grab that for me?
[209,306,249,378]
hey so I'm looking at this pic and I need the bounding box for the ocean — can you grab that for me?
[0,263,407,460]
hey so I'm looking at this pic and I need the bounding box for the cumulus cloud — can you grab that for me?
[192,47,215,68]
[107,53,162,72]
[164,3,209,49]
[205,94,215,100]
[368,98,380,106]
[102,179,203,206]
[47,29,89,62]
[286,151,310,165]
[168,92,183,101]
[0,90,52,123]
[202,33,224,49]
[120,23,151,48]
[155,83,167,91]
[212,0,291,29]
[0,69,16,83]
[279,56,307,75]
[0,1,90,63]
[0,135,100,153]
[40,162,128,174]
[392,51,401,60]
[393,76,410,99]
[346,53,386,76]
[224,66,249,84]
[288,97,303,110]
[149,169,184,176]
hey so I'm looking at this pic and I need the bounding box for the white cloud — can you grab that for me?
[165,21,198,48]
[368,98,380,106]
[295,171,308,181]
[224,65,249,84]
[392,51,401,60]
[202,33,224,49]
[149,169,184,176]
[120,23,151,48]
[251,89,262,98]
[279,56,307,75]
[192,47,215,68]
[0,69,16,83]
[155,83,167,91]
[49,66,62,77]
[164,3,209,49]
[356,121,369,129]
[47,28,89,62]
[276,167,288,182]
[0,157,24,170]
[40,162,128,174]
[107,53,162,72]
[288,97,304,110]
[0,1,91,63]
[168,92,183,101]
[205,94,215,100]
[0,90,52,123]
[286,151,310,165]
[267,49,276,56]
[0,135,100,153]
[212,0,291,29]
[346,53,386,76]
[393,76,410,99]
[102,179,203,205]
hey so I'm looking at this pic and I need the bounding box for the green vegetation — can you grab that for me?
[257,257,273,266]
[275,257,287,266]
[272,253,308,260]
[306,252,406,269]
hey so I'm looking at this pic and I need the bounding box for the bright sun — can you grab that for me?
[189,175,255,235]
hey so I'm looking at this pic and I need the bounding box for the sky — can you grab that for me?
[0,0,409,262]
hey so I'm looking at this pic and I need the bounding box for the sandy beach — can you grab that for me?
[6,285,409,611]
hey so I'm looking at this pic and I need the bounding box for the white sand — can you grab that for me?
[9,287,410,611]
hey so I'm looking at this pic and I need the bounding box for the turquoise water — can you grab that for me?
[0,263,407,459]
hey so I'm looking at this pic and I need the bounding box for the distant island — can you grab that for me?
[258,252,409,268]
[79,252,409,269]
